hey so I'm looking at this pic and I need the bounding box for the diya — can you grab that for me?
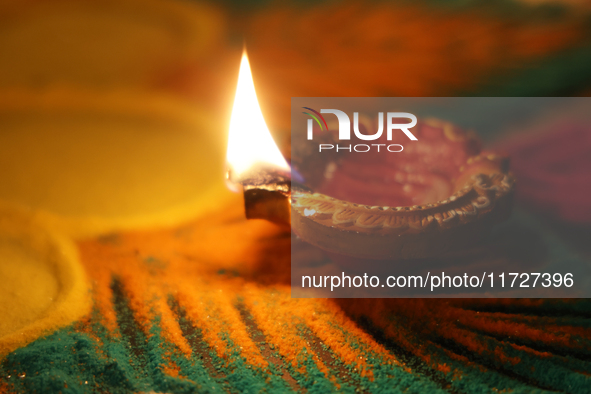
[226,52,515,260]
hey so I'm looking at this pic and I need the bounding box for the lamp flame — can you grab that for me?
[226,51,289,189]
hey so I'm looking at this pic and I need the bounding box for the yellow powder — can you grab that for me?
[0,89,234,238]
[0,204,91,357]
[0,240,59,338]
[0,0,234,239]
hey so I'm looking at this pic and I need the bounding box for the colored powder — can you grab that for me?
[1,200,590,393]
[0,206,90,358]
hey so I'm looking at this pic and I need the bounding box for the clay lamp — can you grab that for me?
[291,119,515,260]
[226,52,515,260]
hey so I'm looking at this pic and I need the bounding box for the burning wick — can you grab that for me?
[225,50,292,227]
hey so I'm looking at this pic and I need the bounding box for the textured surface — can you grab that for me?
[0,206,90,357]
[1,198,590,393]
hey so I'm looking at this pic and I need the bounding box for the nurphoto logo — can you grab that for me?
[303,107,418,153]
